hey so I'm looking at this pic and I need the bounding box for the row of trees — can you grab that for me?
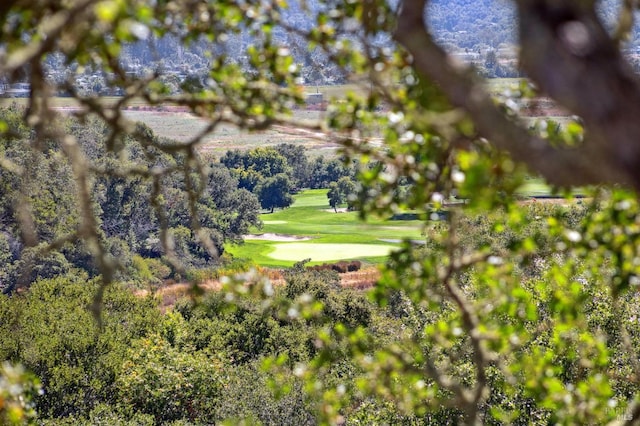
[221,145,355,190]
[0,106,264,290]
[221,145,356,212]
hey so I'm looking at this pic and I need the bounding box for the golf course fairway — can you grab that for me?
[267,242,398,262]
[226,189,424,267]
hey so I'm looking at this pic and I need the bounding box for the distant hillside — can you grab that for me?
[40,0,640,91]
[427,0,634,52]
[427,0,516,51]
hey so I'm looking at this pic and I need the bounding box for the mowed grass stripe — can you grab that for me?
[267,243,398,262]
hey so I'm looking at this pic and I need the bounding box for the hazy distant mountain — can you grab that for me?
[45,0,638,91]
[428,0,634,52]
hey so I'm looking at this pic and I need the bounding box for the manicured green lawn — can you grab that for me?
[517,179,553,197]
[516,177,587,198]
[267,243,398,262]
[227,181,588,267]
[226,189,424,267]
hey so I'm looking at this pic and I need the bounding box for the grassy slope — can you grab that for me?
[226,189,424,267]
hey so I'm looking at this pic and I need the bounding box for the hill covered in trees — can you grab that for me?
[35,0,638,91]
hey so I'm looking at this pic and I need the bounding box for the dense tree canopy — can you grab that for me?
[0,108,263,291]
[3,0,640,424]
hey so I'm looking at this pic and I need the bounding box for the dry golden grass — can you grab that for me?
[339,267,381,290]
[140,266,381,310]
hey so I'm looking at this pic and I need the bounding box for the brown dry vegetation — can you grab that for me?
[140,266,381,311]
[518,97,571,117]
[122,109,339,156]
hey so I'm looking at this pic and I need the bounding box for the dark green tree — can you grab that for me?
[221,147,292,192]
[327,181,344,213]
[247,147,291,180]
[256,173,294,213]
[275,143,310,189]
[327,176,357,212]
[200,163,261,244]
[336,176,357,210]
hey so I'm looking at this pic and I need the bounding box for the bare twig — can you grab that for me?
[442,211,490,423]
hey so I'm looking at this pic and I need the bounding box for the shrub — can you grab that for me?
[117,335,225,423]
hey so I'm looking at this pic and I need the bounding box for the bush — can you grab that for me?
[0,274,161,419]
[117,335,225,423]
[305,260,362,274]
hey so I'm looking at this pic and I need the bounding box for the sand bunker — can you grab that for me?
[244,233,313,242]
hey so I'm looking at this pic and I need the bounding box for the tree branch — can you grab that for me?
[394,0,636,190]
[517,0,640,189]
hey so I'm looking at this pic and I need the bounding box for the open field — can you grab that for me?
[516,177,587,198]
[0,96,340,157]
[0,96,149,109]
[484,77,523,93]
[0,84,364,109]
[123,109,338,156]
[226,189,424,267]
[306,83,366,98]
[1,81,570,157]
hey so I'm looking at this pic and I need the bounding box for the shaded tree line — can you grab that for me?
[0,106,261,291]
[220,144,357,213]
[221,144,356,192]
